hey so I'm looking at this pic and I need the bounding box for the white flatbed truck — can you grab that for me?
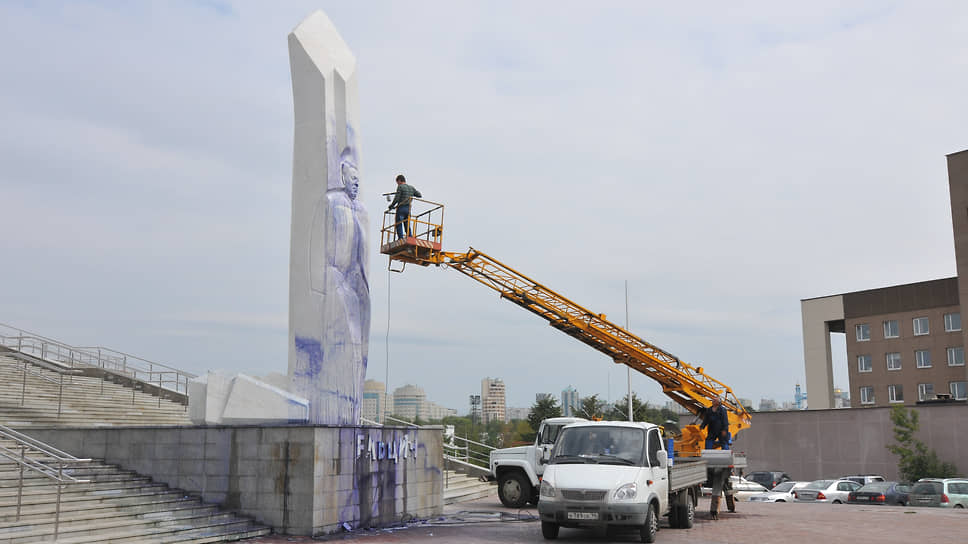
[536,420,745,543]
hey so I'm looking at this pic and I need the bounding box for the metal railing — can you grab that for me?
[443,434,494,469]
[0,425,91,539]
[0,322,196,396]
[359,414,495,470]
[3,358,67,416]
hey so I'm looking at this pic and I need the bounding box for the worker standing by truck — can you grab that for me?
[700,397,732,519]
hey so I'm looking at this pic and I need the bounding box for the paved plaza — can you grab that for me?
[247,492,968,543]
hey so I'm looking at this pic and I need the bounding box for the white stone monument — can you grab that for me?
[287,11,370,425]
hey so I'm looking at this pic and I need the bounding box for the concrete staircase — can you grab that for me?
[443,470,495,505]
[0,355,191,428]
[0,436,270,543]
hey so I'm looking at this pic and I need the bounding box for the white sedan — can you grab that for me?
[794,479,861,504]
[703,476,768,501]
[748,481,810,503]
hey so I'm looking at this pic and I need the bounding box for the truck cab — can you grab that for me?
[536,421,676,543]
[489,417,586,508]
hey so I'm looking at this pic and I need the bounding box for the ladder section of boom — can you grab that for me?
[438,248,752,439]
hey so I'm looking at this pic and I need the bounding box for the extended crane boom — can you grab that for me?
[380,198,751,454]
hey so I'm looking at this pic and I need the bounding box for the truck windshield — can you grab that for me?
[552,426,645,465]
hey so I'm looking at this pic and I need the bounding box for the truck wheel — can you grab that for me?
[528,493,540,506]
[498,472,531,508]
[541,521,559,539]
[640,503,657,543]
[679,498,694,529]
[668,504,680,529]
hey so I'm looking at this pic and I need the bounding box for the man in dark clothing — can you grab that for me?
[700,397,730,450]
[387,174,422,239]
[700,397,732,520]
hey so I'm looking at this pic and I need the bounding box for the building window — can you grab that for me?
[883,320,899,339]
[860,386,875,405]
[945,312,962,332]
[915,350,932,369]
[918,383,934,402]
[913,317,930,336]
[951,381,967,400]
[888,385,904,403]
[856,324,870,341]
[857,355,872,373]
[948,347,965,366]
[886,352,902,371]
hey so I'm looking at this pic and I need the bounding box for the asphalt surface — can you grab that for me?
[247,492,968,543]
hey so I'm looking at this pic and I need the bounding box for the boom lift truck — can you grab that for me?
[379,199,751,516]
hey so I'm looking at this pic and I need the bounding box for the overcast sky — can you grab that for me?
[2,1,967,414]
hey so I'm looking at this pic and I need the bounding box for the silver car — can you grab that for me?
[794,479,860,504]
[909,479,968,508]
[749,481,810,503]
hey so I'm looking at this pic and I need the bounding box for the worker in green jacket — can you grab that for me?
[387,174,422,239]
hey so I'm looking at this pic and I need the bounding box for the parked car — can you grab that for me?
[749,481,810,503]
[745,471,792,490]
[847,481,912,506]
[841,474,885,486]
[701,476,767,500]
[908,479,968,508]
[794,479,861,504]
[731,476,769,501]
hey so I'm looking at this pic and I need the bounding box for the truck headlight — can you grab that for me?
[613,483,638,501]
[540,480,556,498]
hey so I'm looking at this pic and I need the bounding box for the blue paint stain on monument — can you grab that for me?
[293,336,323,378]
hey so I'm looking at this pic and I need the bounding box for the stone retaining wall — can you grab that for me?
[26,424,443,536]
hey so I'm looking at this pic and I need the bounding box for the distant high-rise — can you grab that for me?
[362,379,391,423]
[392,384,427,421]
[481,378,507,424]
[758,398,777,412]
[561,386,580,417]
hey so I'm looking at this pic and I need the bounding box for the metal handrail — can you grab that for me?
[384,415,420,427]
[2,358,67,416]
[0,424,91,539]
[1,354,162,416]
[0,322,196,395]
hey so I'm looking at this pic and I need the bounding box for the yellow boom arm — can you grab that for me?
[380,200,751,454]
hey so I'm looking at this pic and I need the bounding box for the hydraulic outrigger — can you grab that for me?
[379,198,752,456]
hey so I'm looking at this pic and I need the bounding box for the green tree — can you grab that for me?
[606,393,659,422]
[578,394,607,420]
[528,396,562,431]
[887,405,958,481]
[513,420,536,444]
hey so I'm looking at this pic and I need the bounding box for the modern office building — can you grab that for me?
[481,377,507,424]
[801,150,968,408]
[386,383,455,422]
[391,384,427,421]
[361,379,392,423]
[561,386,580,417]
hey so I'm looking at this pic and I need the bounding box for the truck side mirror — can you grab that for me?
[540,449,551,465]
[656,449,668,470]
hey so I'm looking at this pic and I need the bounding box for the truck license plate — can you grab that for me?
[566,512,599,520]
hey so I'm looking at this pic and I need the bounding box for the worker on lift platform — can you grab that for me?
[386,174,422,239]
[700,396,731,450]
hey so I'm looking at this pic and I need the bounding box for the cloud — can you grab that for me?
[2,0,967,414]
